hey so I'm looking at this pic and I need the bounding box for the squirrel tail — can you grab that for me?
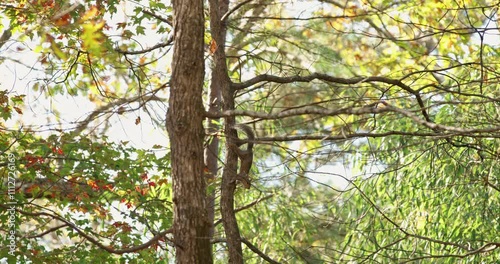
[233,124,254,148]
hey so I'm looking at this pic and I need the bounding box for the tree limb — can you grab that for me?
[241,237,281,264]
[206,102,500,135]
[0,26,12,50]
[3,205,173,254]
[231,73,431,121]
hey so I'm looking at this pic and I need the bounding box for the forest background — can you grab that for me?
[0,0,499,263]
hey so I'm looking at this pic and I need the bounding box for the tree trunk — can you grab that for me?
[208,0,245,262]
[205,99,219,240]
[205,0,227,242]
[167,0,212,262]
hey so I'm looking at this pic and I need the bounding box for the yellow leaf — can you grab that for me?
[46,34,68,61]
[81,21,106,55]
[81,6,99,22]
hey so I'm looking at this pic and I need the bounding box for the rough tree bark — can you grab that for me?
[166,0,212,262]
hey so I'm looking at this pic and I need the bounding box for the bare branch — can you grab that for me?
[73,85,167,135]
[25,224,69,239]
[221,0,254,23]
[211,237,281,264]
[143,9,173,27]
[380,101,500,134]
[231,73,431,121]
[241,237,281,264]
[115,41,173,55]
[206,102,500,135]
[214,195,273,227]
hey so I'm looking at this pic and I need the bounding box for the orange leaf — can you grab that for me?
[157,179,168,185]
[54,14,71,26]
[209,39,217,55]
[13,106,23,114]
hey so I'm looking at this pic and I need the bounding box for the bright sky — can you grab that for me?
[1,1,169,149]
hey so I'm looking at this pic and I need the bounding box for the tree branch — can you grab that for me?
[115,41,173,55]
[0,26,12,50]
[143,9,173,27]
[4,205,173,254]
[25,224,69,239]
[214,195,273,227]
[221,0,254,23]
[206,102,500,135]
[241,237,281,264]
[400,242,500,263]
[231,73,431,122]
[74,85,166,135]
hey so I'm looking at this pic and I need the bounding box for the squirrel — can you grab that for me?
[229,124,254,189]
